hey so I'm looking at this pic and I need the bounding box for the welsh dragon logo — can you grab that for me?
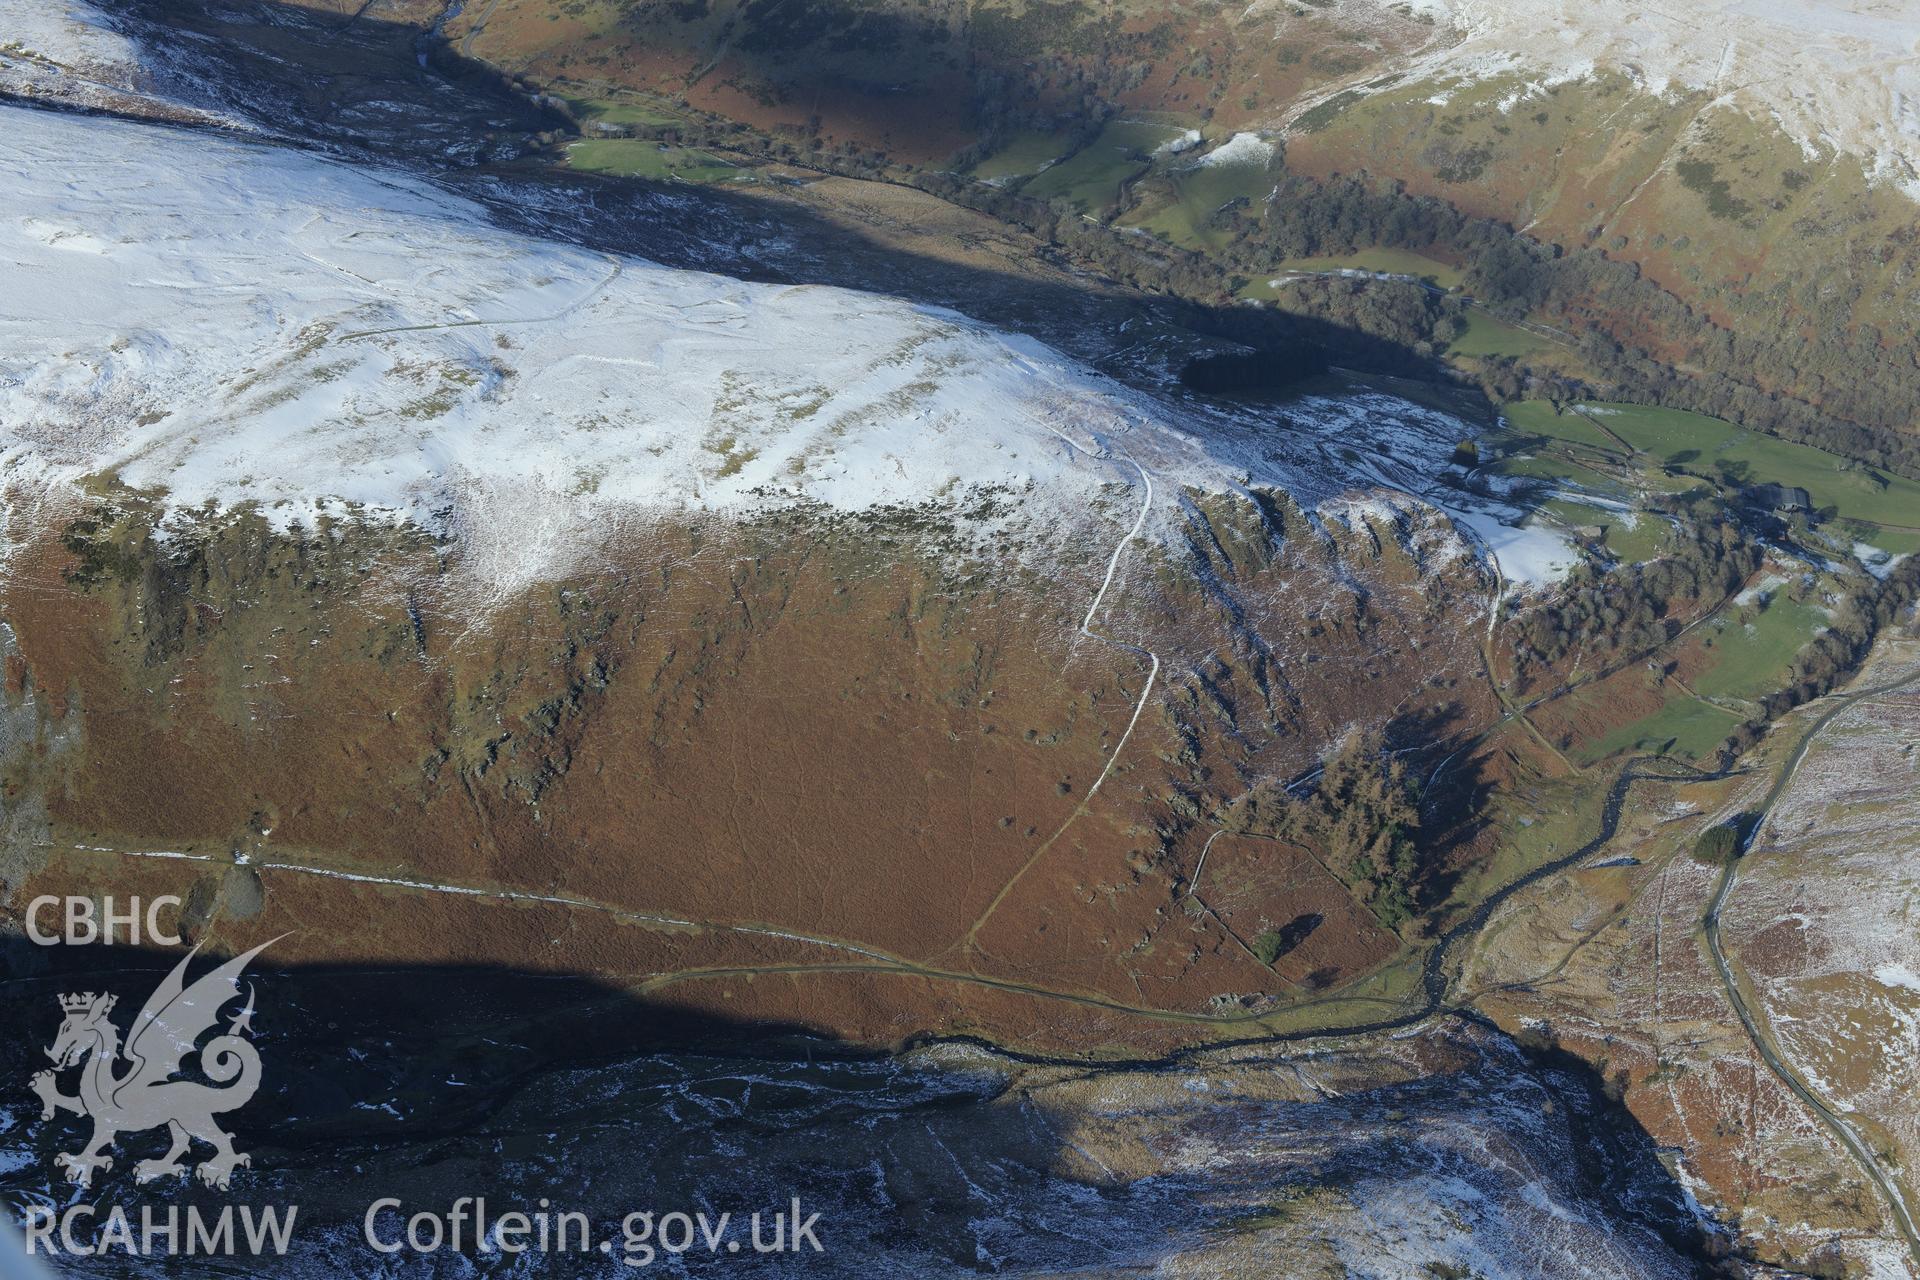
[30,939,279,1190]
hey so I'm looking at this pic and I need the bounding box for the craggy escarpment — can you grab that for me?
[1,481,1502,1053]
[1154,485,1496,835]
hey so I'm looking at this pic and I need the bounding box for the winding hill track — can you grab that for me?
[957,416,1160,953]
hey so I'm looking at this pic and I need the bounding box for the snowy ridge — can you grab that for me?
[0,0,140,82]
[0,103,1568,605]
[0,0,246,129]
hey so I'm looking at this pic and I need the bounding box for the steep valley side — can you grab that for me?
[2,475,1503,1053]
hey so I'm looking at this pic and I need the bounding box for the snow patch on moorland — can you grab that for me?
[1193,132,1275,168]
[0,105,1131,598]
[0,104,1571,605]
[1452,510,1580,590]
[1390,0,1920,194]
[1155,128,1203,157]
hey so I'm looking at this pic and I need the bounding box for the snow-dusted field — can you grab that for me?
[0,102,1137,598]
[0,102,1568,604]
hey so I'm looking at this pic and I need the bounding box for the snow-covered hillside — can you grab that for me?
[1388,0,1920,194]
[0,102,1568,602]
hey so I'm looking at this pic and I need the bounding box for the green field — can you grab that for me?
[1601,511,1669,563]
[565,94,689,130]
[1725,434,1920,530]
[1489,452,1630,499]
[1285,248,1462,288]
[1449,310,1559,358]
[1690,598,1828,702]
[566,139,745,183]
[1541,499,1668,562]
[1128,153,1278,251]
[1019,118,1188,215]
[1578,403,1737,457]
[971,129,1071,182]
[1236,249,1465,300]
[1573,693,1742,766]
[1245,949,1427,1036]
[1499,401,1622,453]
[1849,526,1920,556]
[1439,757,1602,913]
[1580,402,1920,552]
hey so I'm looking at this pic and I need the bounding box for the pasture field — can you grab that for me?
[1449,310,1557,358]
[1583,402,1920,552]
[971,129,1070,181]
[566,139,745,183]
[1020,118,1190,215]
[1689,599,1829,703]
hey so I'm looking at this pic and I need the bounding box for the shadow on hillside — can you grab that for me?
[1386,702,1500,913]
[0,937,1726,1275]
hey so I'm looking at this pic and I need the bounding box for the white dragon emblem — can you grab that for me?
[30,938,279,1190]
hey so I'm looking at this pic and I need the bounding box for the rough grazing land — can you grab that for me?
[1468,638,1920,1276]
